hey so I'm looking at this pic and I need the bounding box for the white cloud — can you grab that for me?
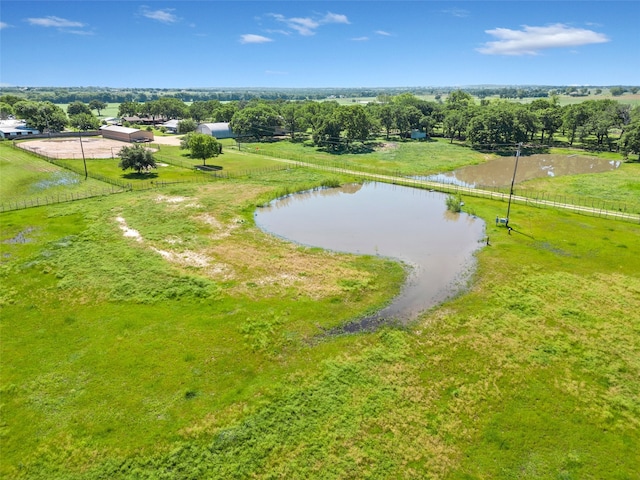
[0,22,10,30]
[287,16,319,36]
[477,23,610,55]
[351,36,369,42]
[442,8,470,18]
[66,29,95,36]
[268,11,349,36]
[27,16,85,28]
[140,7,178,24]
[321,12,350,25]
[240,34,273,44]
[375,30,392,36]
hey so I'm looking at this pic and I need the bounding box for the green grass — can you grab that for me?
[245,137,493,176]
[514,160,640,214]
[1,139,639,479]
[0,143,119,209]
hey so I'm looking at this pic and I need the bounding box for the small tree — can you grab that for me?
[118,144,157,174]
[89,100,107,116]
[67,101,92,116]
[188,133,222,166]
[177,119,198,134]
[69,113,101,131]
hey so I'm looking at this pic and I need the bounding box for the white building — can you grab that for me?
[196,122,235,139]
[0,120,40,139]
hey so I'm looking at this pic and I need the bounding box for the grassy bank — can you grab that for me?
[1,141,639,478]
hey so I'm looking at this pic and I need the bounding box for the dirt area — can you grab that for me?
[16,135,184,160]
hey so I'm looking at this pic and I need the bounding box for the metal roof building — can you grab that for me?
[196,122,235,139]
[100,125,154,143]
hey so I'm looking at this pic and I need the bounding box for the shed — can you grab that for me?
[0,120,39,139]
[162,119,180,133]
[410,129,427,140]
[196,122,235,139]
[100,125,154,143]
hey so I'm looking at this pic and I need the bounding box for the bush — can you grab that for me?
[445,194,462,213]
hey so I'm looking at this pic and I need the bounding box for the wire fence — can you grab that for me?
[241,146,640,224]
[4,141,639,223]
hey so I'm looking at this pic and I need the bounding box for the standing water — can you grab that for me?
[255,182,486,331]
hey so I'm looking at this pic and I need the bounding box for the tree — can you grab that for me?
[189,101,212,123]
[230,104,280,140]
[609,87,625,97]
[118,101,142,118]
[280,102,305,141]
[620,122,640,161]
[0,102,14,119]
[377,104,395,139]
[177,119,198,134]
[14,100,67,133]
[338,104,376,147]
[89,100,107,116]
[69,113,101,131]
[186,133,222,166]
[67,101,92,116]
[118,144,157,174]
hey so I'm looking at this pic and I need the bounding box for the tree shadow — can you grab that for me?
[122,171,159,179]
[194,165,223,172]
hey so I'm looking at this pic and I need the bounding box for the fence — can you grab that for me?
[4,141,639,223]
[241,146,640,224]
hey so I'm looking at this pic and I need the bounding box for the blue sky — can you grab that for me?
[1,1,638,88]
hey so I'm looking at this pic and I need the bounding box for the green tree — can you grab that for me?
[69,113,101,131]
[338,104,376,147]
[620,123,640,160]
[0,102,14,119]
[189,101,212,123]
[230,104,280,140]
[377,104,395,139]
[118,101,142,118]
[89,100,107,116]
[280,102,305,141]
[67,101,92,116]
[609,87,625,96]
[186,133,222,166]
[118,144,157,174]
[14,101,68,132]
[177,119,198,134]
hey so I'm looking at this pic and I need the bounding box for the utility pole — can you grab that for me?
[79,130,88,180]
[505,142,522,224]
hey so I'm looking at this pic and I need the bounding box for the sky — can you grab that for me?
[1,1,638,88]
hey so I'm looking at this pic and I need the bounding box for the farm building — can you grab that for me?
[100,125,154,143]
[161,119,180,133]
[0,120,39,139]
[196,122,235,139]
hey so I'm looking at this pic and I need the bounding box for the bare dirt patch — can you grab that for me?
[18,138,133,159]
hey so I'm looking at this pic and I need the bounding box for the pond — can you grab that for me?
[421,154,622,188]
[254,182,486,331]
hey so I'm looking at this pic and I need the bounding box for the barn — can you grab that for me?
[196,122,235,139]
[100,125,154,143]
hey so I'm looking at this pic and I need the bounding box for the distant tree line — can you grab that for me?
[2,90,639,160]
[1,85,638,105]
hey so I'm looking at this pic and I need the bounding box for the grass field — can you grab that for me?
[1,139,639,478]
[0,143,122,209]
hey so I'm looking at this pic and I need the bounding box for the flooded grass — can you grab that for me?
[0,143,115,207]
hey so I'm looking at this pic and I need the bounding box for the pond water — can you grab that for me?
[255,182,486,331]
[421,154,621,188]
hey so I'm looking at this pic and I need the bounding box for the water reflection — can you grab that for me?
[420,154,621,188]
[255,182,486,329]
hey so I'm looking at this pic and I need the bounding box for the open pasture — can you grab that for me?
[1,137,639,479]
